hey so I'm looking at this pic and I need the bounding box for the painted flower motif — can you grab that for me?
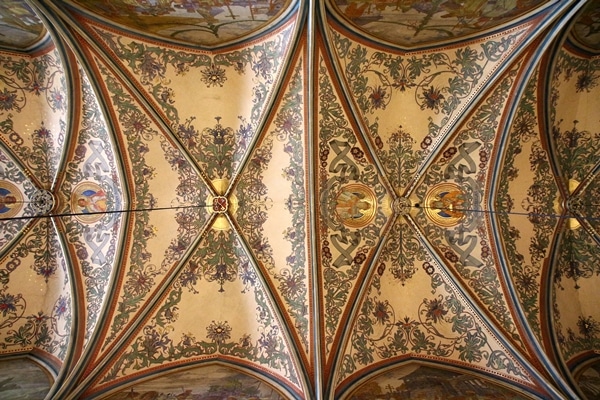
[576,71,599,93]
[74,144,87,159]
[422,262,435,275]
[206,320,232,344]
[126,270,154,297]
[515,269,537,294]
[373,300,390,324]
[422,86,445,111]
[141,325,171,358]
[275,108,302,137]
[122,111,150,136]
[376,263,385,276]
[210,125,227,145]
[369,85,388,109]
[76,246,88,260]
[279,270,304,299]
[375,136,383,149]
[0,293,18,317]
[174,61,190,75]
[201,64,227,87]
[353,252,366,264]
[37,264,56,280]
[252,53,273,79]
[239,262,256,291]
[350,146,364,160]
[54,296,68,318]
[49,88,65,110]
[0,88,18,111]
[420,135,432,149]
[159,87,175,104]
[138,53,166,84]
[179,262,200,292]
[578,315,600,340]
[424,297,447,323]
[239,333,252,348]
[444,250,459,263]
[34,125,51,138]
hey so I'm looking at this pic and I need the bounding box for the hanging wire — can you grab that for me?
[0,202,211,222]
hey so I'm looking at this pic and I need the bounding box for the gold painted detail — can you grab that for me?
[335,183,377,228]
[71,182,107,223]
[424,183,466,227]
[567,178,581,230]
[208,179,238,231]
[0,181,23,218]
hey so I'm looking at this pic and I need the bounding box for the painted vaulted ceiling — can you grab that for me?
[0,0,600,399]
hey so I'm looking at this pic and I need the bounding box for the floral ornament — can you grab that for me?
[423,296,448,323]
[49,88,65,111]
[0,88,20,112]
[206,320,232,344]
[575,71,599,92]
[141,325,172,359]
[421,86,445,111]
[201,64,227,87]
[0,292,22,320]
[369,85,389,110]
[420,135,433,149]
[373,300,391,324]
[125,269,155,298]
[205,263,237,293]
[274,108,302,141]
[391,263,417,286]
[578,316,600,340]
[138,52,167,85]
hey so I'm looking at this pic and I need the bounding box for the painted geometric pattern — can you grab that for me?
[413,62,527,354]
[91,22,295,185]
[90,56,211,356]
[71,0,295,47]
[95,226,302,396]
[336,254,534,390]
[328,23,528,192]
[0,48,67,189]
[233,52,311,357]
[317,47,394,361]
[328,0,546,47]
[57,69,124,347]
[496,69,559,343]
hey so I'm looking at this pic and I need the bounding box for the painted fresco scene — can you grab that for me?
[0,0,45,49]
[330,0,548,46]
[105,365,285,400]
[70,0,294,45]
[348,365,528,399]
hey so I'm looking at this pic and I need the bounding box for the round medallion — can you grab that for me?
[71,182,108,223]
[424,183,466,227]
[31,189,54,215]
[0,181,23,219]
[335,183,377,228]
